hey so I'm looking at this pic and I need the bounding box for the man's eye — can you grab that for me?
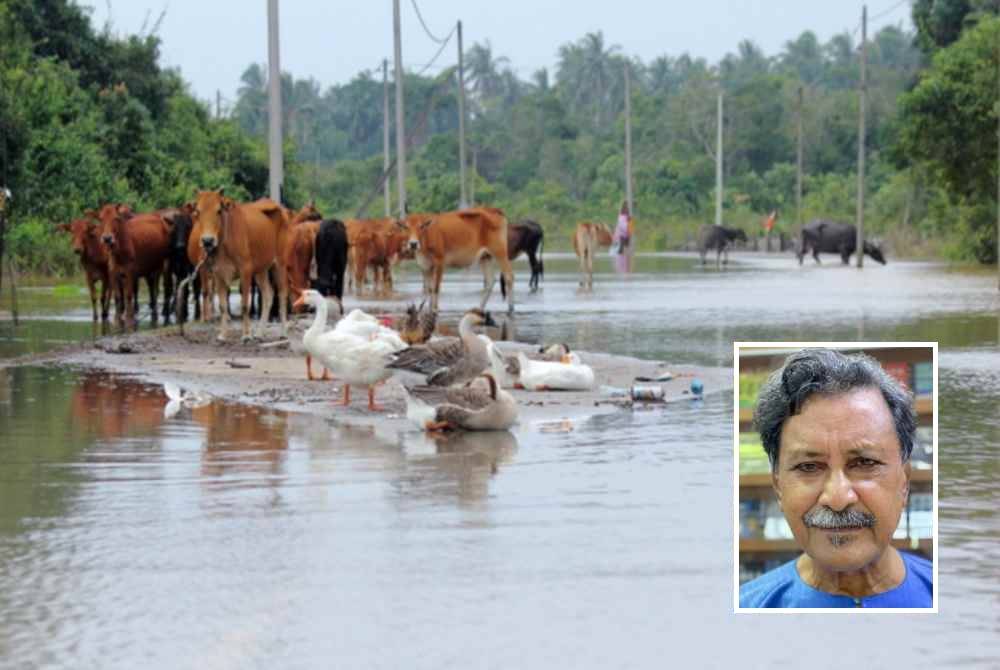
[852,458,880,469]
[793,463,821,473]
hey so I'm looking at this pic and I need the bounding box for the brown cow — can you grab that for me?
[572,221,613,290]
[57,217,112,321]
[344,217,409,295]
[95,204,173,327]
[398,207,514,313]
[284,219,321,308]
[192,190,289,342]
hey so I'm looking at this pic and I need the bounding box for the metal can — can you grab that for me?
[630,384,665,402]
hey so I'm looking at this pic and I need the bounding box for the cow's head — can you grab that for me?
[58,218,102,258]
[96,204,133,249]
[731,228,749,243]
[291,199,322,225]
[192,189,233,254]
[396,215,434,253]
[864,240,887,265]
[166,208,194,255]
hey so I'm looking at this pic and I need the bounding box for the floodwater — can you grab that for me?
[1,252,998,669]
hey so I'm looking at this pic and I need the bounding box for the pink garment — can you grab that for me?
[613,213,633,273]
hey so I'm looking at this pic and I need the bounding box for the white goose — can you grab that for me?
[516,351,595,391]
[294,289,406,410]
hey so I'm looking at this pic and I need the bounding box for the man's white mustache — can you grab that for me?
[803,507,876,529]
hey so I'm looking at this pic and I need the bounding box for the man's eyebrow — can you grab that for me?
[784,449,826,460]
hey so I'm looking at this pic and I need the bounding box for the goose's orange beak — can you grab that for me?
[560,354,572,364]
[292,295,306,310]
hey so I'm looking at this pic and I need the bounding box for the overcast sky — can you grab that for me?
[84,1,913,107]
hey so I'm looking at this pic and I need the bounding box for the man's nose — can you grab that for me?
[817,468,859,511]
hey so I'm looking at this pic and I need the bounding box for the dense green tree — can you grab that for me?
[896,16,1000,261]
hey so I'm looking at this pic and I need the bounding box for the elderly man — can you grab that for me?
[740,348,932,608]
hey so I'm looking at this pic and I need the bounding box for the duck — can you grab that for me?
[294,289,406,410]
[516,351,595,391]
[387,309,497,386]
[398,300,437,345]
[404,373,518,431]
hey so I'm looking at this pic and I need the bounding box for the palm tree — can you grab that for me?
[556,31,621,128]
[464,40,509,111]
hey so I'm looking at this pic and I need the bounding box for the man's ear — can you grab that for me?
[771,469,782,505]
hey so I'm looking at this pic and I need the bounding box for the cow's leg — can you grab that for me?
[123,271,137,329]
[275,263,288,336]
[251,269,271,341]
[215,273,231,341]
[813,247,821,264]
[586,244,595,289]
[528,250,540,292]
[161,267,173,324]
[86,272,99,322]
[479,258,497,311]
[147,272,159,324]
[497,256,514,313]
[431,265,444,312]
[99,273,111,321]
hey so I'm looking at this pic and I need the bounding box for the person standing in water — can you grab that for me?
[612,201,634,273]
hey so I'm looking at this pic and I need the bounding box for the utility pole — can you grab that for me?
[457,20,468,208]
[715,90,723,227]
[470,148,477,205]
[996,45,999,291]
[383,58,391,217]
[624,61,634,217]
[267,0,283,202]
[393,0,407,218]
[797,86,804,234]
[216,89,221,119]
[856,5,867,269]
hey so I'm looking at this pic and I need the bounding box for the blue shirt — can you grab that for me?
[740,551,933,608]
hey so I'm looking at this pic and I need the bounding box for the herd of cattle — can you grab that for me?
[57,192,546,341]
[56,190,888,342]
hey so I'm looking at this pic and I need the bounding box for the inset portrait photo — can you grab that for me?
[734,343,937,611]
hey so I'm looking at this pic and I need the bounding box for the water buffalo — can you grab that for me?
[312,218,349,306]
[500,219,544,298]
[798,220,886,265]
[698,224,748,268]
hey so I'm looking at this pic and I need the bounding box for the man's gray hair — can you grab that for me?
[752,348,916,470]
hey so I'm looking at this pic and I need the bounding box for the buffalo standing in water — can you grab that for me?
[698,224,748,268]
[797,220,886,265]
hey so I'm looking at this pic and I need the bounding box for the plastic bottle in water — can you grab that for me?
[599,385,629,398]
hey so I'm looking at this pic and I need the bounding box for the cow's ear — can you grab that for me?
[55,222,70,233]
[84,209,99,220]
[221,197,234,211]
[419,218,433,230]
[218,186,226,198]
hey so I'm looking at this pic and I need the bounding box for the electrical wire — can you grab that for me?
[410,0,450,44]
[869,0,909,23]
[413,25,457,76]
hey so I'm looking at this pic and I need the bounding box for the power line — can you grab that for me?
[869,0,909,23]
[413,26,457,76]
[410,0,450,44]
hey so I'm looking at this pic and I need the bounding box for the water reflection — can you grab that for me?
[396,429,519,505]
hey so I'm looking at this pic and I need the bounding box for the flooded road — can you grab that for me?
[1,252,998,668]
